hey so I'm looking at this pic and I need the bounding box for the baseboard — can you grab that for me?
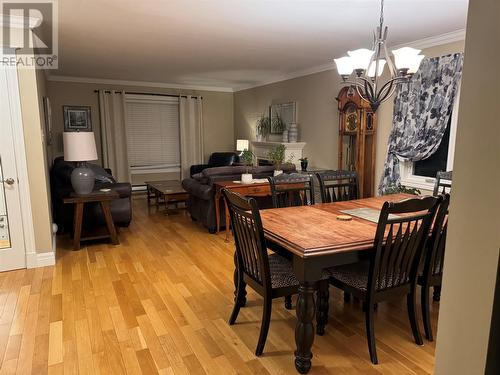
[25,233,57,269]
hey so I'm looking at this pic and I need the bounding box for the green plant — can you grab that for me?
[256,114,271,138]
[268,144,294,170]
[240,150,254,173]
[383,183,421,196]
[271,113,287,133]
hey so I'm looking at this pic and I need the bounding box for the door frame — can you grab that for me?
[2,49,36,267]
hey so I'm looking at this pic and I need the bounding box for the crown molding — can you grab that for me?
[391,29,466,50]
[234,29,466,92]
[234,62,335,92]
[46,74,234,93]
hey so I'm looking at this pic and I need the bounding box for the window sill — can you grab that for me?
[400,175,435,192]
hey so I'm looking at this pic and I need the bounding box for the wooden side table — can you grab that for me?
[214,181,272,241]
[63,191,120,250]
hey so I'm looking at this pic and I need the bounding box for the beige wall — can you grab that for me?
[16,64,53,254]
[434,0,500,373]
[234,41,464,195]
[46,81,234,171]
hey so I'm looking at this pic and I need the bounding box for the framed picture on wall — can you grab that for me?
[269,101,297,134]
[63,105,92,132]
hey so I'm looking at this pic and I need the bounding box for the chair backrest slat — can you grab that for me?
[223,189,271,289]
[316,170,358,203]
[369,196,440,294]
[268,173,315,208]
[424,194,450,278]
[433,171,453,196]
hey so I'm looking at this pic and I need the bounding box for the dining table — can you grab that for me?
[258,193,412,374]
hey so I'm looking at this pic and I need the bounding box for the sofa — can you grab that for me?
[190,152,240,177]
[182,164,296,233]
[50,156,132,233]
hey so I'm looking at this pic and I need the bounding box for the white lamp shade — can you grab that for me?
[334,56,354,76]
[236,139,249,151]
[408,55,425,74]
[63,132,98,161]
[347,48,375,70]
[367,59,387,77]
[392,47,422,70]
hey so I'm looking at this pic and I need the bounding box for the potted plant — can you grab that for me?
[256,114,270,142]
[268,144,293,176]
[299,157,308,171]
[383,183,421,196]
[240,150,254,184]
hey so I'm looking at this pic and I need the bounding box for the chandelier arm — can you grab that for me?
[364,78,376,102]
[379,84,398,105]
[383,40,397,78]
[355,84,370,103]
[377,80,394,103]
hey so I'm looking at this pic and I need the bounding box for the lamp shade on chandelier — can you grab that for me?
[334,0,424,112]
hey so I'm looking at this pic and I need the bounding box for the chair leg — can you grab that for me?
[365,303,378,364]
[285,295,293,310]
[433,285,441,302]
[407,291,423,345]
[229,279,246,325]
[256,296,272,356]
[316,281,329,336]
[421,286,433,341]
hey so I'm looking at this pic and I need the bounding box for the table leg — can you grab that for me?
[316,280,329,336]
[295,282,316,374]
[224,198,230,242]
[147,185,151,206]
[100,201,119,245]
[73,202,84,251]
[215,191,221,234]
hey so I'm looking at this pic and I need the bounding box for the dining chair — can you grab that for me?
[326,195,441,364]
[316,170,358,203]
[432,170,452,196]
[418,193,450,341]
[222,188,328,355]
[267,173,315,208]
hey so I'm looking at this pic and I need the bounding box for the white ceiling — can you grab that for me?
[53,0,468,91]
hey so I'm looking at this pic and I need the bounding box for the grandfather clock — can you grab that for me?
[337,86,377,198]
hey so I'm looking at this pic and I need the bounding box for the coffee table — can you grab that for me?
[145,180,189,214]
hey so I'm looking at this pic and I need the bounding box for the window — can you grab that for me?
[125,95,180,172]
[400,85,460,191]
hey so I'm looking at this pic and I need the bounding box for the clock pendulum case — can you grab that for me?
[336,86,377,198]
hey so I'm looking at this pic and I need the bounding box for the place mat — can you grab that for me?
[232,178,269,184]
[340,208,399,223]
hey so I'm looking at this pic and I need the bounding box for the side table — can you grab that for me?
[63,191,120,250]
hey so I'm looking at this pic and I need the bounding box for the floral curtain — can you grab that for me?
[378,53,464,194]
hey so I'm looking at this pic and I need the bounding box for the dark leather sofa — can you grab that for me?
[182,164,296,233]
[50,156,132,233]
[190,152,239,177]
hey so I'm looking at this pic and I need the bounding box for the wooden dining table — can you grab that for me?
[258,193,412,374]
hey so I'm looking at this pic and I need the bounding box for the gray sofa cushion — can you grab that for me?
[202,165,247,177]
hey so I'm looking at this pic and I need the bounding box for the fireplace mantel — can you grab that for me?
[251,141,306,170]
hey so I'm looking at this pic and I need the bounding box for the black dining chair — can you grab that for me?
[268,173,315,208]
[316,170,358,203]
[433,171,452,196]
[326,195,441,364]
[222,188,328,356]
[418,193,450,341]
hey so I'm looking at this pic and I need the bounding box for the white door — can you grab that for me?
[0,65,26,271]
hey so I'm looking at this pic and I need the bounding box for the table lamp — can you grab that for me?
[63,131,98,194]
[236,139,249,155]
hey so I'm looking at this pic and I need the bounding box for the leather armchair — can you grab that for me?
[50,157,132,233]
[190,152,239,177]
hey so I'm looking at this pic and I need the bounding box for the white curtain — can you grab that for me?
[98,90,131,182]
[179,95,204,180]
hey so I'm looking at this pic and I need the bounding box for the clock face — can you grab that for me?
[345,105,358,132]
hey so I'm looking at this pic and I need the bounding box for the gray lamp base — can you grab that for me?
[71,163,95,195]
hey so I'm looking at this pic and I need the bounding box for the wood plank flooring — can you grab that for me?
[0,196,440,374]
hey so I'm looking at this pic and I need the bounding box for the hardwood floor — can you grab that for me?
[0,196,440,374]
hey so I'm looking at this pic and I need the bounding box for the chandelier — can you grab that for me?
[334,0,424,112]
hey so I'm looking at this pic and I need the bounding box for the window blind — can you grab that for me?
[125,96,180,169]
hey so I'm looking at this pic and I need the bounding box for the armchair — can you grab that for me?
[190,152,239,177]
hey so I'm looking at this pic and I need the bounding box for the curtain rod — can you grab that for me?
[93,90,202,99]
